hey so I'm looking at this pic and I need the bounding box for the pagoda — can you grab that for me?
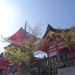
[0,25,40,73]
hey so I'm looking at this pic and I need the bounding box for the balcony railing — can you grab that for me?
[14,49,75,75]
[41,50,75,65]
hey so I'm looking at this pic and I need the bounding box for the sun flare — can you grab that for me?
[0,2,12,27]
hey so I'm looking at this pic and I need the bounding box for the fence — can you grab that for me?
[14,49,75,75]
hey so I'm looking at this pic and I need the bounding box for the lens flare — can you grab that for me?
[0,2,12,27]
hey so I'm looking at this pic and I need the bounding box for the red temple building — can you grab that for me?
[38,24,75,64]
[0,26,40,73]
[0,53,10,72]
[0,24,75,74]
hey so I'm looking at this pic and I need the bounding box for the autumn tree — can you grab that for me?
[47,26,75,49]
[56,26,75,49]
[36,26,75,52]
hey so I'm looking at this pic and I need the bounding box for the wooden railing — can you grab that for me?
[45,49,75,65]
[15,49,75,75]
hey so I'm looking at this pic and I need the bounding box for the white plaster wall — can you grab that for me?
[49,51,57,57]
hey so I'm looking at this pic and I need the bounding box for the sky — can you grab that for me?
[0,0,75,55]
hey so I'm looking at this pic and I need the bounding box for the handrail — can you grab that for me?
[17,50,75,75]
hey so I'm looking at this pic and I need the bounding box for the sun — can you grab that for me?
[0,2,12,27]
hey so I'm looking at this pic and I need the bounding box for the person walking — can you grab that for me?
[6,64,14,75]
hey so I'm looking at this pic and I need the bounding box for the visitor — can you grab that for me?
[6,64,14,75]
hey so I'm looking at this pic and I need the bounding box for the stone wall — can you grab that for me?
[58,66,75,75]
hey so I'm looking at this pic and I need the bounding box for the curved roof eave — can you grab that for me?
[43,24,70,38]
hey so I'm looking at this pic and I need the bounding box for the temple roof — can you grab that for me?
[9,27,30,41]
[43,24,70,38]
[9,27,39,41]
[4,27,39,49]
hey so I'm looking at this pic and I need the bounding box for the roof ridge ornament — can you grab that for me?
[24,20,27,31]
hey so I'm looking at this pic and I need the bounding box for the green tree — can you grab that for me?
[3,23,42,65]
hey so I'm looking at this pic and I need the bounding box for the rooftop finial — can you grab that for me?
[24,20,27,31]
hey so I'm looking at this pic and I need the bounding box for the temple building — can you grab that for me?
[37,24,75,64]
[0,25,40,73]
[0,23,75,74]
